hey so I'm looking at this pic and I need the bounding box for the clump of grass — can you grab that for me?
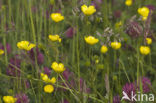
[0,0,156,103]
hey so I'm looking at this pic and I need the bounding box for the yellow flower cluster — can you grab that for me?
[51,13,64,22]
[49,34,61,42]
[0,49,4,55]
[84,36,99,45]
[138,7,149,21]
[3,96,17,103]
[40,73,56,93]
[17,41,36,51]
[51,62,65,73]
[111,42,121,50]
[146,38,152,45]
[40,73,56,84]
[125,0,132,6]
[84,36,122,52]
[81,5,96,16]
[101,45,108,54]
[140,46,150,55]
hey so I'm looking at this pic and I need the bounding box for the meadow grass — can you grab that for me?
[0,0,156,103]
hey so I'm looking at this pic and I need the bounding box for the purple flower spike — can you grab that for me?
[126,21,143,38]
[37,52,44,64]
[63,69,73,80]
[44,67,51,76]
[142,77,151,93]
[61,69,90,93]
[113,95,121,103]
[5,43,11,53]
[65,27,76,38]
[0,43,11,54]
[136,77,151,93]
[24,80,30,89]
[146,5,155,11]
[91,0,102,9]
[123,83,136,99]
[113,10,122,18]
[15,93,30,103]
[7,55,21,77]
[28,48,44,65]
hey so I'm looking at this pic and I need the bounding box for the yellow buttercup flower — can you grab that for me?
[40,73,56,84]
[113,75,118,81]
[101,45,108,54]
[49,77,56,84]
[44,85,54,93]
[115,21,122,28]
[111,42,121,50]
[146,38,152,45]
[125,0,132,6]
[95,59,99,64]
[138,7,149,18]
[142,16,147,21]
[40,73,49,83]
[51,13,64,22]
[140,46,150,55]
[17,41,36,51]
[84,36,99,45]
[3,96,17,103]
[51,62,65,73]
[49,34,61,42]
[81,5,96,16]
[0,49,4,55]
